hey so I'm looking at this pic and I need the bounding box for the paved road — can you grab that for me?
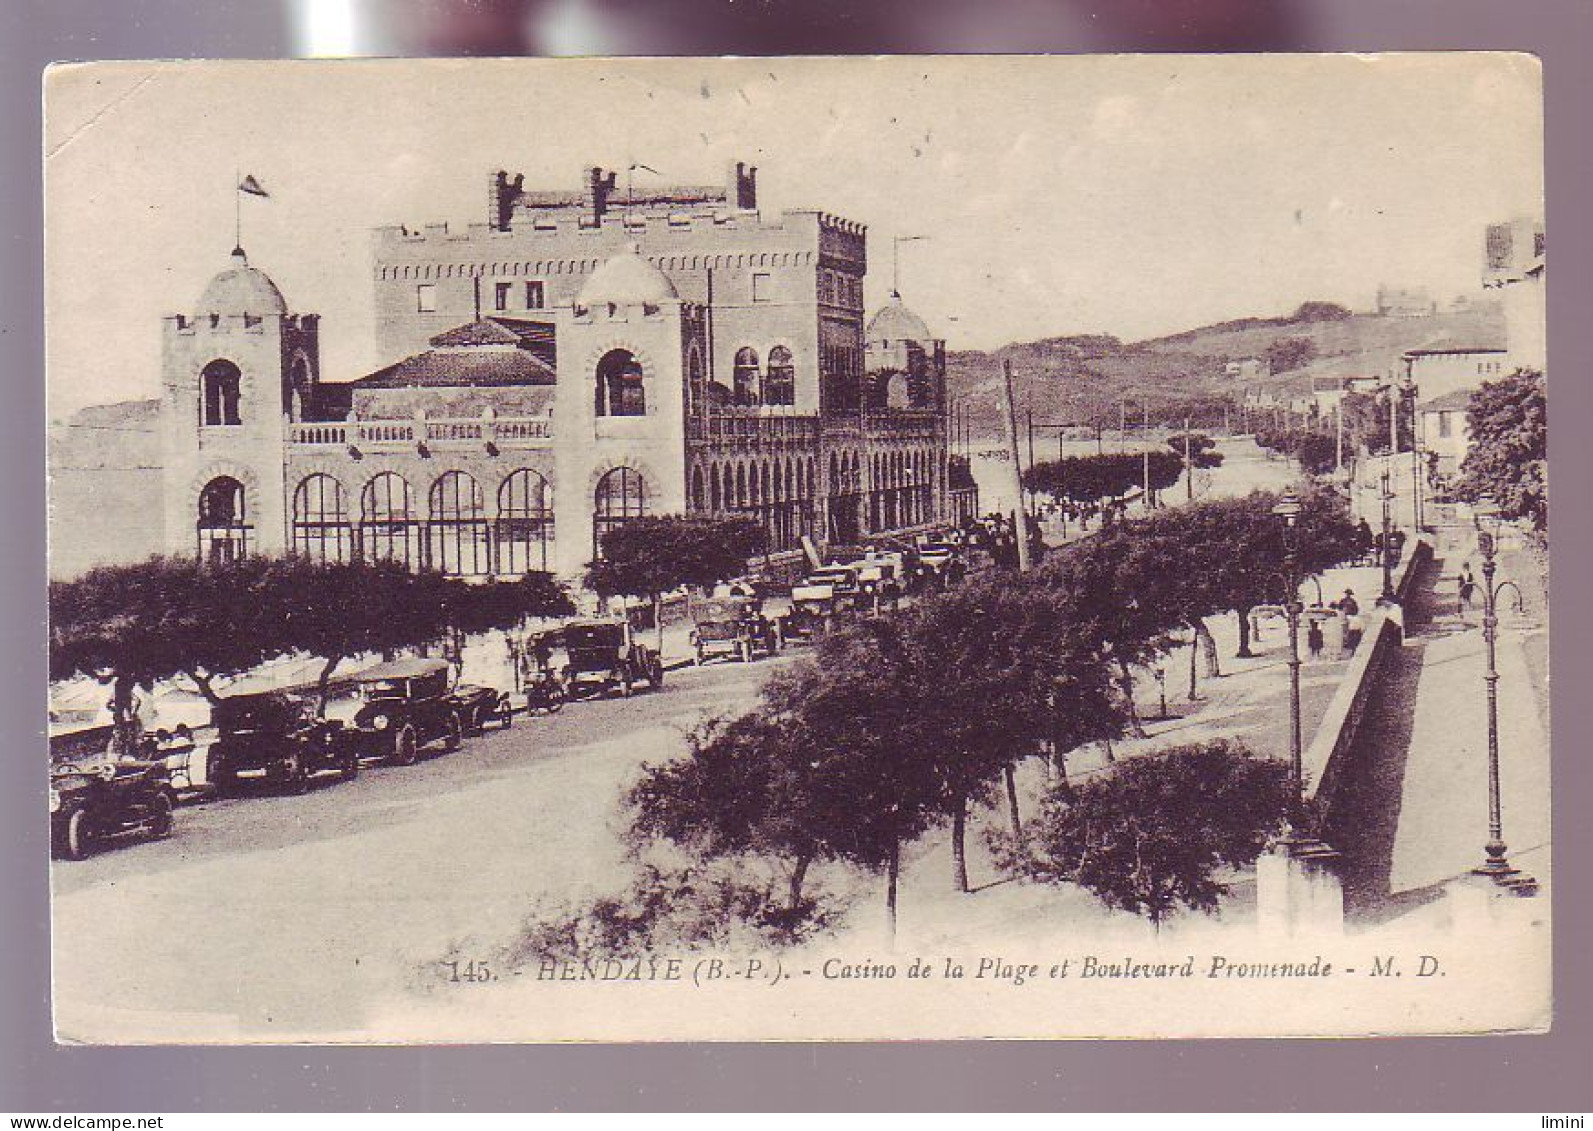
[51,654,786,1042]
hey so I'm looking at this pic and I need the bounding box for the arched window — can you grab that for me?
[732,347,760,407]
[595,349,646,417]
[594,466,646,557]
[765,346,796,406]
[201,359,242,426]
[735,464,748,508]
[196,476,250,564]
[428,471,490,577]
[496,468,554,574]
[691,466,706,512]
[291,474,351,563]
[360,472,419,567]
[287,355,312,420]
[710,464,723,511]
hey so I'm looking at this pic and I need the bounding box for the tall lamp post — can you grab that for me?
[1272,492,1305,805]
[1471,502,1536,893]
[1379,465,1396,601]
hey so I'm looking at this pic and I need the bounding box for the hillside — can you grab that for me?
[946,303,1506,441]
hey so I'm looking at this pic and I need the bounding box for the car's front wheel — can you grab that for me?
[391,726,419,766]
[340,745,360,781]
[64,809,95,860]
[443,713,463,752]
[280,751,309,795]
[148,791,175,839]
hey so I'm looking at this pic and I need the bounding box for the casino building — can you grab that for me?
[156,162,952,580]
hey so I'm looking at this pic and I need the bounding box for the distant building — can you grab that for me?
[1401,348,1508,404]
[1417,388,1475,481]
[1484,218,1546,372]
[1376,285,1436,318]
[1226,358,1266,383]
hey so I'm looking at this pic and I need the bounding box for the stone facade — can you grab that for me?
[132,163,950,582]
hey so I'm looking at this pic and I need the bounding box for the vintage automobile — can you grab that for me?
[515,629,569,715]
[50,758,176,860]
[779,567,860,641]
[690,598,782,665]
[562,618,665,697]
[453,681,514,734]
[207,682,357,795]
[344,658,477,765]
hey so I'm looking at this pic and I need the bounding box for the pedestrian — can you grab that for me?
[1336,588,1363,651]
[1371,531,1385,566]
[1391,528,1407,564]
[1307,618,1324,660]
[1458,563,1477,619]
[1355,518,1375,565]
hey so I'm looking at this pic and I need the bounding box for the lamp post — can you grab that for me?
[1272,492,1305,804]
[1379,465,1395,601]
[1471,503,1536,892]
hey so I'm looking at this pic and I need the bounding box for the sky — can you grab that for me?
[44,54,1543,417]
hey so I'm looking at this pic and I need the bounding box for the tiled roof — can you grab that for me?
[1418,389,1475,412]
[353,347,557,389]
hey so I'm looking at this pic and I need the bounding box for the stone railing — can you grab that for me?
[687,411,821,449]
[288,413,552,451]
[1306,536,1433,817]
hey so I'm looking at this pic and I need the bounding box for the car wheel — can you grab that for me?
[208,761,233,798]
[341,746,360,781]
[736,640,751,663]
[281,752,309,795]
[619,675,632,699]
[148,791,175,839]
[65,809,95,860]
[444,713,463,752]
[391,726,419,766]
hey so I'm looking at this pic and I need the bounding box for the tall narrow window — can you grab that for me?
[765,345,796,406]
[416,283,437,313]
[525,281,545,309]
[360,472,419,568]
[429,471,490,577]
[732,347,760,407]
[752,272,772,303]
[494,282,512,312]
[496,468,553,574]
[595,349,646,417]
[197,476,250,564]
[291,474,351,563]
[201,359,242,426]
[594,467,646,557]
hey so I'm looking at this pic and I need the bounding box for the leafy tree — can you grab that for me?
[1263,336,1318,374]
[1292,301,1353,323]
[1165,432,1224,471]
[991,739,1295,927]
[1456,369,1547,536]
[50,556,298,751]
[1024,451,1184,508]
[586,514,766,647]
[1340,389,1413,456]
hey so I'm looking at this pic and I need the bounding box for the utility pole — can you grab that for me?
[1119,399,1127,452]
[1335,397,1344,474]
[1000,359,1031,572]
[1184,414,1194,502]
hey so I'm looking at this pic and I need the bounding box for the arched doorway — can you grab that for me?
[196,476,250,564]
[496,468,553,574]
[595,349,646,417]
[428,471,490,576]
[360,472,419,567]
[291,474,351,562]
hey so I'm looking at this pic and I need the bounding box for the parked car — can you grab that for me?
[562,618,665,697]
[344,658,473,765]
[452,682,513,735]
[780,569,859,641]
[50,759,176,860]
[207,682,357,796]
[690,598,782,664]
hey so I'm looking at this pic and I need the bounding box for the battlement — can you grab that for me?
[489,161,759,231]
[166,312,319,334]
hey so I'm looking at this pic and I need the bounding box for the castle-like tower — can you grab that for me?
[159,248,320,562]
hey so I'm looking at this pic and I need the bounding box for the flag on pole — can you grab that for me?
[238,175,270,198]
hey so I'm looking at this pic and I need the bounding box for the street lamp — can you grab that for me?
[1272,491,1305,805]
[1379,465,1395,601]
[1471,501,1536,893]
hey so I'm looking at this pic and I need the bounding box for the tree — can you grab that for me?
[1457,369,1547,536]
[586,514,766,648]
[1263,336,1318,374]
[50,556,298,751]
[1292,301,1352,323]
[992,739,1295,927]
[1023,451,1184,509]
[1165,432,1224,471]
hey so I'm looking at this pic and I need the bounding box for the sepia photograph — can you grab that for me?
[43,54,1549,1044]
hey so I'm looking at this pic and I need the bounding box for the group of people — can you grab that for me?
[1351,518,1407,570]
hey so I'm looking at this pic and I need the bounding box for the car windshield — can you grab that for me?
[565,624,625,650]
[363,679,407,699]
[810,570,852,584]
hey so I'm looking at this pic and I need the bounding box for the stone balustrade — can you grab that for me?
[288,413,552,451]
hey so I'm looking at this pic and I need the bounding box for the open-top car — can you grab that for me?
[690,598,782,665]
[562,618,664,697]
[344,658,476,765]
[50,757,176,860]
[207,681,357,796]
[780,567,860,641]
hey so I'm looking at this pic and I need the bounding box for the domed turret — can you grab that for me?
[867,293,935,344]
[196,247,288,317]
[577,243,679,307]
